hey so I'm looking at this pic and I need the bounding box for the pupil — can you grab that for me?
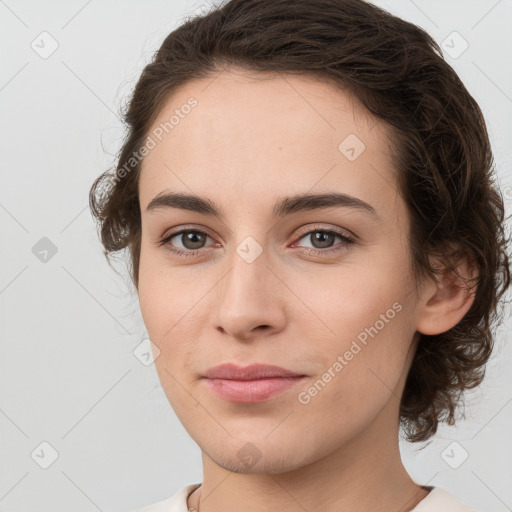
[184,231,204,249]
[313,232,333,248]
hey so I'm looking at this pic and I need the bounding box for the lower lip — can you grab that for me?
[204,376,305,403]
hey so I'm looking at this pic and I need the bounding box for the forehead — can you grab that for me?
[138,67,400,220]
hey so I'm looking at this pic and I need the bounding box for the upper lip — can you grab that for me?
[204,363,304,380]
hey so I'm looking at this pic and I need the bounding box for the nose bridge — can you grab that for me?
[214,237,285,337]
[222,239,271,308]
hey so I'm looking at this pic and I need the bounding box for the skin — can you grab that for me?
[136,67,475,512]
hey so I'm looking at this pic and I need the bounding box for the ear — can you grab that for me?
[415,253,478,336]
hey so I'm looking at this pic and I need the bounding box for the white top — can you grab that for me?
[132,483,478,512]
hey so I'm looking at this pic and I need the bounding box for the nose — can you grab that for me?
[214,246,287,341]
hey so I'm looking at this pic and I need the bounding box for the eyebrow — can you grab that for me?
[146,191,379,219]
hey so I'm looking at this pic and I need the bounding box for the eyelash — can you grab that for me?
[158,224,355,258]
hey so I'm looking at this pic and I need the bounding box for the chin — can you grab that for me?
[207,446,310,475]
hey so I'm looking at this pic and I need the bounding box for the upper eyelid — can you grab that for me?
[163,224,352,237]
[295,223,355,240]
[162,225,355,247]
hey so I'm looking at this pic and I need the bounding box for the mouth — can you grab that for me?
[202,363,307,403]
[203,376,307,403]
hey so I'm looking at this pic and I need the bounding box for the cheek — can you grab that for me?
[137,246,205,369]
[138,265,201,412]
[137,273,167,341]
[137,244,194,337]
[291,259,408,338]
[291,259,415,395]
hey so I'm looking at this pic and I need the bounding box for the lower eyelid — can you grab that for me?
[161,230,353,257]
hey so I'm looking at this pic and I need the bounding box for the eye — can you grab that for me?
[158,224,355,258]
[158,228,215,257]
[292,224,355,256]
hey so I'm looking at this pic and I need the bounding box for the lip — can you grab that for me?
[202,363,306,403]
[204,363,304,380]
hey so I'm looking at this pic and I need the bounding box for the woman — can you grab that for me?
[89,0,510,510]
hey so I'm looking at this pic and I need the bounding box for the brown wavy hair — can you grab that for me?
[89,0,511,442]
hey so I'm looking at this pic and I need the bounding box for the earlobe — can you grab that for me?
[416,256,478,336]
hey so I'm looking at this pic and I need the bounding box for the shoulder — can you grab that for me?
[412,486,478,512]
[129,483,201,512]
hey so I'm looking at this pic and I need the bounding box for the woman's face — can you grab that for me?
[137,68,426,473]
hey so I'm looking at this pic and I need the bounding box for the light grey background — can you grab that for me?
[1,1,511,511]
